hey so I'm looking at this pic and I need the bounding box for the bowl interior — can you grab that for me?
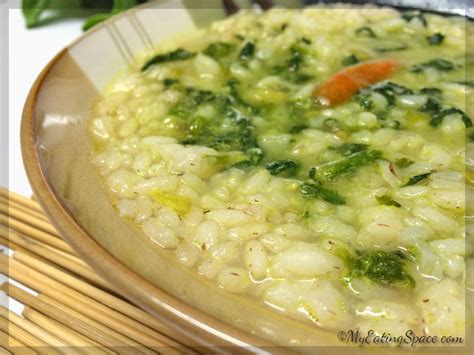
[24,1,343,350]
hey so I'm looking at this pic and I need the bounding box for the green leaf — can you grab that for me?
[266,160,300,177]
[22,0,51,28]
[348,250,415,288]
[404,172,432,186]
[239,42,255,61]
[376,195,401,207]
[411,59,457,73]
[203,42,235,59]
[426,33,445,45]
[341,54,359,67]
[82,12,112,30]
[82,0,140,30]
[394,158,414,168]
[430,108,472,128]
[355,26,376,38]
[300,182,346,205]
[402,12,427,28]
[335,143,368,157]
[141,48,196,71]
[309,150,383,182]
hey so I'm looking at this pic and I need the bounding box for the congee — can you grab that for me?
[89,6,472,338]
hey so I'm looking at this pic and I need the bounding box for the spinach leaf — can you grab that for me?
[376,195,401,207]
[358,81,413,108]
[169,86,263,168]
[288,38,310,72]
[300,183,346,205]
[239,42,255,61]
[454,81,474,87]
[289,124,308,134]
[395,158,414,168]
[141,48,195,71]
[427,33,445,45]
[374,44,408,53]
[411,59,457,73]
[430,108,472,128]
[468,131,474,142]
[335,143,368,157]
[402,12,428,27]
[348,250,415,288]
[163,78,179,87]
[203,42,235,59]
[341,54,359,66]
[404,172,432,186]
[420,97,442,116]
[355,26,376,37]
[420,87,442,96]
[266,160,300,177]
[226,78,260,114]
[309,150,383,182]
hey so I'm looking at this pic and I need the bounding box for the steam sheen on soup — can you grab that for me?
[89,7,472,337]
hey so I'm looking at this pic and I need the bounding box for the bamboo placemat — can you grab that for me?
[0,188,196,354]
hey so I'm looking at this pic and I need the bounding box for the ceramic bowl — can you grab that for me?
[20,1,342,352]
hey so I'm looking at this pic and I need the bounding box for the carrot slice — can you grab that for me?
[313,59,399,107]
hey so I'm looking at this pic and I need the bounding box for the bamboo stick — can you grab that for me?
[0,314,51,349]
[2,283,153,354]
[0,330,38,355]
[0,216,73,254]
[0,204,61,238]
[0,196,48,222]
[3,255,190,353]
[38,294,184,355]
[0,189,44,216]
[22,307,114,355]
[0,188,41,210]
[0,306,70,349]
[0,231,113,292]
[12,253,192,350]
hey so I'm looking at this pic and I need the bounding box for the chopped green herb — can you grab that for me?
[355,26,376,37]
[374,44,408,53]
[309,150,383,182]
[323,118,343,133]
[404,172,432,186]
[420,97,442,116]
[163,78,179,87]
[266,160,300,177]
[142,48,195,71]
[289,124,308,134]
[300,182,346,205]
[420,87,442,96]
[148,189,191,216]
[402,12,428,27]
[203,42,235,59]
[342,54,359,66]
[335,143,368,157]
[468,131,474,142]
[454,81,474,87]
[430,107,472,128]
[395,158,414,168]
[376,195,401,207]
[358,81,414,108]
[427,33,445,45]
[226,78,260,114]
[411,59,457,73]
[239,42,255,61]
[348,250,415,288]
